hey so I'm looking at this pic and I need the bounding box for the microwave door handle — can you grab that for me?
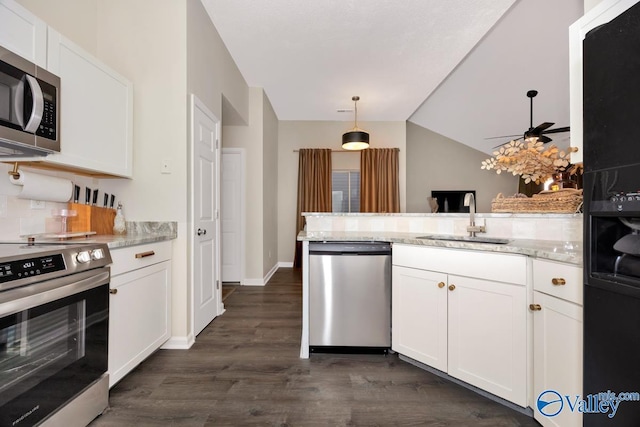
[23,75,44,133]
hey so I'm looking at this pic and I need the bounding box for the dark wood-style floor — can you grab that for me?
[91,268,540,426]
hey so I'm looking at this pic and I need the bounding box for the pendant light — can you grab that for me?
[342,96,369,150]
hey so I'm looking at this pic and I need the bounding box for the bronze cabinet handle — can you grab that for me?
[135,250,155,259]
[552,278,566,286]
[438,282,445,288]
[529,304,542,311]
[109,288,118,295]
[448,284,456,291]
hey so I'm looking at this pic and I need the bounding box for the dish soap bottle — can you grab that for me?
[113,202,126,235]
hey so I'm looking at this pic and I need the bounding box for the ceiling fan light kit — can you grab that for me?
[342,96,370,150]
[489,90,570,148]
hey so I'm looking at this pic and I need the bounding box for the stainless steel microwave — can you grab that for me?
[0,46,60,157]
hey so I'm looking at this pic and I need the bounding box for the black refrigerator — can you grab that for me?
[583,2,640,425]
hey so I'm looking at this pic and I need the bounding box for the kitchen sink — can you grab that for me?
[415,234,510,244]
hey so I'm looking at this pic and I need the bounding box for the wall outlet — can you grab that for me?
[161,159,172,174]
[30,200,45,209]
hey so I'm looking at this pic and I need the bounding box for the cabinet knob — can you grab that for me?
[551,278,566,286]
[529,303,542,311]
[109,288,118,295]
[448,284,455,291]
[438,282,445,288]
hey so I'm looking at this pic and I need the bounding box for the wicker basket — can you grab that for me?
[491,189,583,213]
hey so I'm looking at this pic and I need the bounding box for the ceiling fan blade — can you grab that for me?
[538,135,552,143]
[484,133,522,140]
[492,138,523,149]
[531,122,554,134]
[542,126,570,135]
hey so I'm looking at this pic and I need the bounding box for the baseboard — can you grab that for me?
[398,354,533,417]
[278,261,293,268]
[243,262,279,286]
[161,334,194,350]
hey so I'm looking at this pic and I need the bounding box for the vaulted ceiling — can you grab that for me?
[202,0,583,153]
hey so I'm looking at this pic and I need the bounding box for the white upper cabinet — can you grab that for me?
[45,28,133,177]
[0,0,46,67]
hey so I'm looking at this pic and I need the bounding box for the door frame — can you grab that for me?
[221,147,246,285]
[189,93,223,339]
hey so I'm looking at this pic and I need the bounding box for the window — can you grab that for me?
[332,170,360,212]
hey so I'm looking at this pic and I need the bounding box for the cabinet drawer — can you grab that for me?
[110,241,172,276]
[532,259,583,305]
[392,244,526,285]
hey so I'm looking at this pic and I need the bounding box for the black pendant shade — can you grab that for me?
[342,96,369,150]
[342,130,370,150]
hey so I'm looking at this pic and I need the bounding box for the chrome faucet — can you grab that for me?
[464,193,486,237]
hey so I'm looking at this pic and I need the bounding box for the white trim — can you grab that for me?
[161,334,195,350]
[243,278,267,286]
[221,148,246,284]
[243,263,280,286]
[278,261,294,268]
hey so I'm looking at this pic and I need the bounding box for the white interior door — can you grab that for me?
[191,95,221,337]
[221,149,244,283]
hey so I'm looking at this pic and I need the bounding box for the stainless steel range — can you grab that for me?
[0,241,111,427]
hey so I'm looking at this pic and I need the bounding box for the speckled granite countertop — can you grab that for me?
[94,221,177,249]
[298,231,582,266]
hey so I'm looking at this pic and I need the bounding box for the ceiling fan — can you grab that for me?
[487,90,570,147]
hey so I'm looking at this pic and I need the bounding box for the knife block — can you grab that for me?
[67,203,117,235]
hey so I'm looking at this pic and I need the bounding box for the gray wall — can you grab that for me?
[262,91,279,276]
[406,121,518,213]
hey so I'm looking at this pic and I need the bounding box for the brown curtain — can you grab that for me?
[360,148,400,213]
[293,148,332,267]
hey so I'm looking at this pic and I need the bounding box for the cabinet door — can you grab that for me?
[447,275,527,407]
[108,260,171,387]
[533,291,583,427]
[0,0,46,66]
[46,28,133,177]
[392,266,448,372]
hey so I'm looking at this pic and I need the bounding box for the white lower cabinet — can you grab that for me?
[532,259,583,427]
[392,244,528,407]
[108,241,172,387]
[447,274,527,406]
[392,267,448,372]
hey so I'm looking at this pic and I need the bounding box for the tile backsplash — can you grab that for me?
[0,163,100,239]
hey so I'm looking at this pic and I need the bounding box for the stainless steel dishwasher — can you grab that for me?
[309,241,391,351]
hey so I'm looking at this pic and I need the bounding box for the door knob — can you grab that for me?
[197,228,207,236]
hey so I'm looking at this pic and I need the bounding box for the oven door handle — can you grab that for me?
[0,268,110,317]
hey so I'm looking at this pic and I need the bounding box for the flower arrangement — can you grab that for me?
[481,140,580,184]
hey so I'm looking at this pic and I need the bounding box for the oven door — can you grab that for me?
[0,268,109,427]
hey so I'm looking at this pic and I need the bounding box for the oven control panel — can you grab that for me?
[0,254,65,284]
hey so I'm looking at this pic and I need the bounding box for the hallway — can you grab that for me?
[91,268,539,426]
